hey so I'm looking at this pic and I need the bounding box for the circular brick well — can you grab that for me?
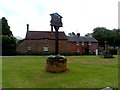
[46,55,67,73]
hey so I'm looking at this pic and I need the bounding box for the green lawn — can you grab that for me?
[2,55,118,88]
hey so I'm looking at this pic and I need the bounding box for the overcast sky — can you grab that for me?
[0,0,119,38]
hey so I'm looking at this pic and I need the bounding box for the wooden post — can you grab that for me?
[54,26,59,55]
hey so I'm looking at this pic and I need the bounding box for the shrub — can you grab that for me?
[108,48,117,55]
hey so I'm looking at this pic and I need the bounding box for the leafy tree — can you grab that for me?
[0,19,2,33]
[1,17,16,56]
[0,19,1,55]
[92,27,120,48]
[92,27,109,47]
[115,29,120,47]
[2,17,13,36]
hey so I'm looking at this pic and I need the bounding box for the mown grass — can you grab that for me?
[2,55,118,88]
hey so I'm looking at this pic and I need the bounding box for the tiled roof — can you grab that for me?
[67,35,98,43]
[25,31,67,40]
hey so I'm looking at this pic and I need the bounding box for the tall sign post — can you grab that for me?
[46,13,67,73]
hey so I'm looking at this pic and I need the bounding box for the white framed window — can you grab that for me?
[89,42,92,45]
[76,42,79,45]
[27,46,31,51]
[77,49,80,53]
[44,39,48,43]
[43,47,48,52]
[82,42,84,45]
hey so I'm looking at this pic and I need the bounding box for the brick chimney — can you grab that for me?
[25,24,29,39]
[27,24,29,32]
[77,33,80,36]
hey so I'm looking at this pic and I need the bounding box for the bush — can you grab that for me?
[2,35,17,56]
[108,48,117,55]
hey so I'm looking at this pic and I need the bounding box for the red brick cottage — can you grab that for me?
[17,31,69,54]
[67,34,98,54]
[17,25,98,55]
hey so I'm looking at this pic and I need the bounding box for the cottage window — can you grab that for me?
[43,47,48,52]
[76,42,79,45]
[77,49,80,53]
[28,46,31,51]
[89,42,92,45]
[82,42,84,45]
[44,39,48,43]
